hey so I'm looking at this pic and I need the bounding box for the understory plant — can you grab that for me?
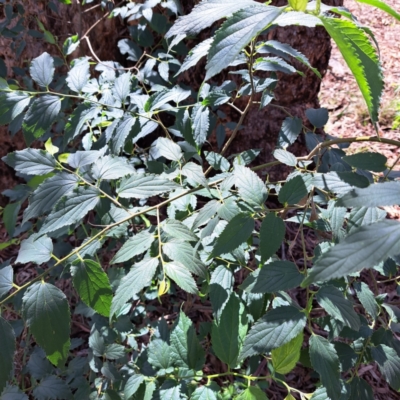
[1,0,400,399]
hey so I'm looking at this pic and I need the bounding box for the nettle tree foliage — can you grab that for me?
[1,0,400,398]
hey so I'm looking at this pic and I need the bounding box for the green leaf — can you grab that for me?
[210,213,254,258]
[273,149,297,166]
[66,59,90,93]
[316,286,360,331]
[164,261,198,294]
[320,16,383,125]
[63,34,79,56]
[110,258,159,319]
[191,383,220,400]
[192,200,221,230]
[1,386,29,400]
[30,52,54,87]
[259,213,285,263]
[118,174,179,199]
[91,155,135,181]
[16,233,53,265]
[236,386,268,400]
[337,181,400,208]
[71,259,112,317]
[40,186,100,234]
[241,261,303,293]
[305,108,329,128]
[0,317,15,393]
[2,149,56,176]
[182,162,208,188]
[162,219,198,242]
[210,265,234,319]
[205,151,230,172]
[104,343,125,360]
[353,282,378,320]
[178,38,213,74]
[276,117,303,149]
[111,229,155,264]
[192,104,210,147]
[309,335,341,400]
[156,137,183,161]
[240,306,306,359]
[0,264,13,298]
[112,73,131,104]
[212,294,245,367]
[234,165,268,206]
[3,202,20,237]
[124,375,145,399]
[342,152,387,172]
[170,311,205,370]
[346,206,386,234]
[371,344,400,390]
[32,376,72,400]
[22,172,78,223]
[110,115,137,154]
[349,377,374,400]
[271,332,303,374]
[302,220,400,286]
[0,92,31,125]
[23,282,70,367]
[205,5,282,80]
[279,175,308,205]
[166,0,258,38]
[23,95,62,139]
[354,0,400,21]
[148,339,172,369]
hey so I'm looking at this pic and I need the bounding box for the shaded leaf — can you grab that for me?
[0,317,15,394]
[259,213,285,263]
[16,234,53,265]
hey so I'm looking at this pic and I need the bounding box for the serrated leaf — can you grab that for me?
[3,202,20,238]
[205,5,282,80]
[0,317,15,394]
[254,56,296,74]
[23,172,79,223]
[192,105,210,147]
[305,108,329,128]
[110,115,137,154]
[191,383,219,400]
[170,311,205,370]
[210,265,234,319]
[279,175,308,205]
[104,343,125,360]
[113,73,131,103]
[259,213,286,263]
[30,52,54,87]
[182,162,208,188]
[320,16,383,125]
[32,376,72,400]
[316,286,360,331]
[110,258,159,319]
[158,380,181,400]
[162,219,198,242]
[192,200,221,230]
[66,59,90,93]
[0,265,13,298]
[164,261,198,294]
[205,151,230,172]
[302,220,400,285]
[40,186,100,234]
[272,332,303,374]
[236,386,268,400]
[67,150,103,169]
[166,0,258,38]
[1,386,29,400]
[240,306,306,359]
[273,149,297,166]
[118,174,179,199]
[241,261,303,293]
[23,95,61,138]
[23,282,70,367]
[337,181,400,208]
[309,335,341,400]
[111,229,155,264]
[210,213,254,258]
[347,206,386,233]
[178,38,213,74]
[124,375,145,399]
[349,377,374,400]
[353,282,378,320]
[234,165,268,206]
[212,294,244,367]
[71,259,112,317]
[342,152,387,172]
[16,233,53,265]
[156,137,183,161]
[371,344,400,390]
[0,92,31,125]
[148,339,172,369]
[91,155,135,180]
[2,148,56,176]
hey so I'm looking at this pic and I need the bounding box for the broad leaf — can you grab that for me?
[124,375,145,399]
[279,175,308,205]
[342,152,387,172]
[346,206,386,233]
[66,59,90,93]
[273,149,297,167]
[182,162,208,188]
[156,137,183,161]
[0,92,31,125]
[305,108,329,128]
[353,282,378,320]
[271,332,303,374]
[259,213,285,263]
[349,377,374,400]
[16,234,53,265]
[71,259,112,317]
[178,38,213,74]
[234,165,268,207]
[205,5,283,80]
[371,344,400,390]
[40,186,100,234]
[118,174,179,199]
[320,16,383,125]
[162,219,198,242]
[110,258,159,319]
[2,149,56,176]
[148,339,172,369]
[210,213,254,258]
[240,306,306,359]
[302,220,400,285]
[192,104,210,147]
[309,335,341,400]
[164,261,198,294]
[91,155,135,180]
[191,383,219,400]
[0,264,13,298]
[170,311,205,370]
[236,386,268,400]
[0,317,15,394]
[316,286,360,331]
[210,265,234,319]
[23,282,70,367]
[32,376,72,400]
[30,52,54,87]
